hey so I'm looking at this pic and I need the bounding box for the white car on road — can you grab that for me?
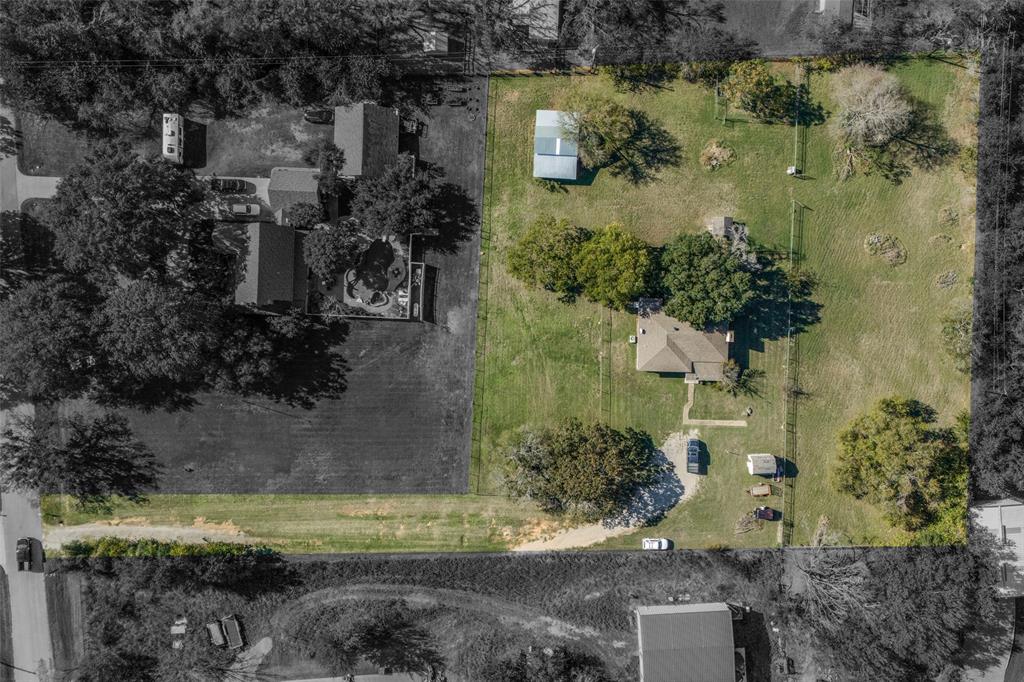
[642,538,672,551]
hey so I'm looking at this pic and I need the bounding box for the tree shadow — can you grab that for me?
[605,110,683,185]
[0,115,22,159]
[858,98,958,185]
[788,82,828,127]
[743,261,822,346]
[264,317,350,410]
[419,162,479,255]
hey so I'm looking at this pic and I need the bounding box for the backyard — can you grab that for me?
[473,56,977,548]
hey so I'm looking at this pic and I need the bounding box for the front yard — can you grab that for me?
[474,56,977,548]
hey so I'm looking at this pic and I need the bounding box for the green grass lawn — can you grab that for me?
[475,56,977,548]
[41,494,565,554]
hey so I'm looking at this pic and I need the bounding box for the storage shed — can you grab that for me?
[533,110,579,180]
[747,454,777,476]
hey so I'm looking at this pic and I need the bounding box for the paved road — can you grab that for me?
[0,406,54,682]
[0,107,56,682]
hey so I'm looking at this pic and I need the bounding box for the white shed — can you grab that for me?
[747,454,777,476]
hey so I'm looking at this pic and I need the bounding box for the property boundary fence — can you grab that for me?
[781,198,806,546]
[469,77,500,496]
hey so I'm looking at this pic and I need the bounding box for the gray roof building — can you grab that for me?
[214,222,296,311]
[333,102,401,178]
[974,498,1024,596]
[635,308,731,382]
[268,167,319,217]
[636,603,737,682]
[533,109,578,180]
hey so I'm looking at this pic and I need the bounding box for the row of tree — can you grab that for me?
[508,215,755,327]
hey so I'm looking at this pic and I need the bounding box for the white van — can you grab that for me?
[162,113,184,164]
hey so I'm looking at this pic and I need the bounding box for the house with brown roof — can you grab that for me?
[333,102,401,178]
[635,302,732,382]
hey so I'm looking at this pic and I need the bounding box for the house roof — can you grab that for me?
[215,222,296,309]
[636,603,736,682]
[635,311,730,380]
[268,167,319,214]
[333,102,400,178]
[533,110,578,180]
[974,498,1024,596]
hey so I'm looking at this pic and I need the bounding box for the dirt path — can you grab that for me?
[512,430,705,552]
[271,584,619,648]
[43,522,249,550]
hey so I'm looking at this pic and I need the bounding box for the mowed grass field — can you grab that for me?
[41,494,567,554]
[475,56,977,548]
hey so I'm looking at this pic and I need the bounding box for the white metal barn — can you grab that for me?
[746,454,777,476]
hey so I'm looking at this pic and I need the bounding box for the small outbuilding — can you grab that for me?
[333,102,401,179]
[533,110,579,181]
[973,497,1024,596]
[746,454,777,477]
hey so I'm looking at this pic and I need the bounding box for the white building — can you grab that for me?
[973,498,1024,596]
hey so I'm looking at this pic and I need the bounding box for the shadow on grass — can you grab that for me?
[605,110,683,185]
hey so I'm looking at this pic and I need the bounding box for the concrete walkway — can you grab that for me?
[681,383,748,428]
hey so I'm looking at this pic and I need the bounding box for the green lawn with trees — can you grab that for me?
[475,55,977,548]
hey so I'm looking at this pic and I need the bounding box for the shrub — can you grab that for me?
[699,139,735,170]
[61,537,275,558]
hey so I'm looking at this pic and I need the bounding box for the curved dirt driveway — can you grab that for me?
[512,430,705,552]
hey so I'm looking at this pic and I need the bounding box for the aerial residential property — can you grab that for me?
[0,0,1016,681]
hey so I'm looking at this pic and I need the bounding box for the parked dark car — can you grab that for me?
[210,177,247,193]
[686,438,700,474]
[303,108,334,124]
[15,537,32,571]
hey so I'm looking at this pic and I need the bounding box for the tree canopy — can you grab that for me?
[834,397,966,532]
[503,419,661,521]
[506,215,591,301]
[561,93,635,169]
[721,59,789,122]
[660,232,754,327]
[94,281,220,386]
[0,413,160,507]
[48,140,202,282]
[0,275,98,402]
[576,224,654,309]
[482,645,612,682]
[350,162,440,239]
[302,224,364,283]
[832,64,914,149]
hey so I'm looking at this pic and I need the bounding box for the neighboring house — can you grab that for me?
[514,0,562,44]
[333,102,401,178]
[422,30,449,55]
[635,603,743,682]
[635,303,733,382]
[973,498,1024,596]
[533,109,578,180]
[268,167,320,225]
[213,222,306,314]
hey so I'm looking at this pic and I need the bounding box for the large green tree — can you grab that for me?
[94,281,221,385]
[49,140,202,282]
[504,419,661,521]
[660,232,753,327]
[350,162,440,239]
[834,397,964,532]
[302,225,364,283]
[576,224,654,309]
[721,59,788,121]
[560,93,634,169]
[0,413,160,507]
[0,275,98,401]
[506,215,591,301]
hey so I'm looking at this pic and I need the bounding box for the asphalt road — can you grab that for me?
[0,112,56,681]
